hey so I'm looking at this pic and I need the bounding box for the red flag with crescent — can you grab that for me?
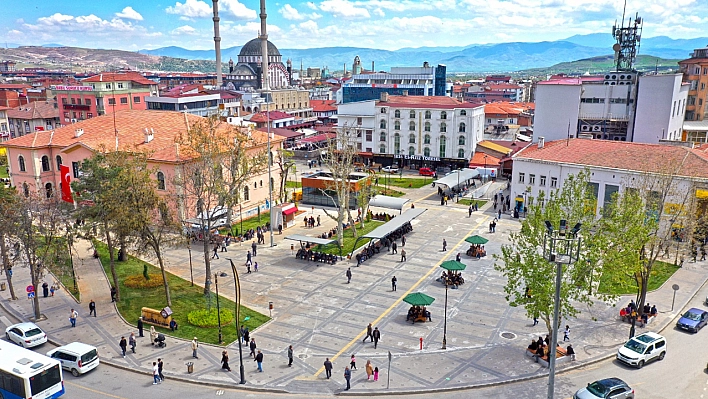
[60,164,73,203]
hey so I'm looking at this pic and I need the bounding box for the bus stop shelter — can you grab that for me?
[350,207,427,257]
[368,195,411,214]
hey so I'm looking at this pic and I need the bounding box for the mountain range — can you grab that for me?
[139,33,702,72]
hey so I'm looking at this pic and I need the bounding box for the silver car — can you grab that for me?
[574,378,634,399]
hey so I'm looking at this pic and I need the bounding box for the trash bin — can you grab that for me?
[186,362,194,374]
[0,282,5,291]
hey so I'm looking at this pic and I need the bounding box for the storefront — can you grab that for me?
[386,154,468,172]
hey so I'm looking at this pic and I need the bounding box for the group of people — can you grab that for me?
[620,300,657,326]
[528,336,576,362]
[466,245,486,258]
[438,271,464,287]
[295,248,338,264]
[369,212,394,221]
[406,306,432,323]
[304,215,321,228]
[356,223,412,266]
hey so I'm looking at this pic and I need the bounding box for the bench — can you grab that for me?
[524,346,571,368]
[619,312,656,327]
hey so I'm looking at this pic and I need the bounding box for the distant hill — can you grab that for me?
[517,55,681,75]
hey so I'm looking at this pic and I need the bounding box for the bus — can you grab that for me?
[0,339,64,399]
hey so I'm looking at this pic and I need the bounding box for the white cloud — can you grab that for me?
[222,0,257,20]
[319,0,370,19]
[165,0,211,18]
[306,2,318,10]
[171,25,198,35]
[115,6,143,21]
[279,4,322,21]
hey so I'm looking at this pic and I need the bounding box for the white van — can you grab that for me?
[47,342,99,376]
[616,332,666,368]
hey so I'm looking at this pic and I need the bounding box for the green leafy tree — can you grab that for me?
[0,184,21,300]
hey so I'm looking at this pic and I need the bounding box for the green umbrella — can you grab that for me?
[465,235,489,245]
[439,260,467,271]
[402,292,436,306]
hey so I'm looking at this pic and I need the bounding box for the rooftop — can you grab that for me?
[6,101,59,120]
[378,95,482,109]
[81,72,156,86]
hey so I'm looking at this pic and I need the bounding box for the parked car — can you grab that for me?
[616,332,666,368]
[676,307,708,333]
[419,167,435,176]
[574,378,634,399]
[5,322,47,348]
[47,342,100,376]
[382,165,399,174]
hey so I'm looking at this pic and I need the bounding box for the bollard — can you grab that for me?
[186,362,194,374]
[269,301,273,318]
[420,337,423,350]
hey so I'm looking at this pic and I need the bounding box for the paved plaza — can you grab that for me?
[1,181,707,396]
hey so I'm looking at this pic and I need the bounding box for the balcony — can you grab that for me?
[63,104,90,111]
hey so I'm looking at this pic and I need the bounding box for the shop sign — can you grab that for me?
[394,154,441,162]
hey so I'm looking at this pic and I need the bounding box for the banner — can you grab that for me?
[60,164,73,203]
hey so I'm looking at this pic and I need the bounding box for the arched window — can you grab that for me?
[409,146,415,156]
[56,155,62,170]
[379,144,386,154]
[440,122,447,133]
[409,121,415,131]
[424,134,431,144]
[18,155,26,172]
[260,180,263,187]
[394,110,400,118]
[244,186,250,201]
[459,122,466,132]
[424,110,431,119]
[380,131,386,142]
[458,135,466,145]
[379,119,386,129]
[394,121,400,130]
[439,136,447,158]
[441,111,447,120]
[41,156,50,172]
[156,171,166,190]
[423,147,431,157]
[424,122,431,132]
[409,110,415,118]
[45,182,53,198]
[254,182,257,189]
[22,183,29,197]
[460,110,467,116]
[394,134,400,154]
[409,134,415,144]
[458,149,465,158]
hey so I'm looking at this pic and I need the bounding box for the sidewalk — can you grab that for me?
[1,205,706,395]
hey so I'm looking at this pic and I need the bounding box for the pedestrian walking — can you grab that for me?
[344,366,351,390]
[89,299,96,317]
[400,249,406,262]
[287,345,293,367]
[251,241,257,257]
[221,240,227,252]
[532,314,538,326]
[192,337,199,359]
[372,327,381,349]
[317,215,321,226]
[498,209,502,219]
[401,235,406,247]
[365,360,373,380]
[563,325,570,341]
[150,326,157,345]
[373,366,379,381]
[138,316,144,337]
[254,262,259,272]
[69,308,78,327]
[246,260,252,273]
[350,354,357,370]
[211,243,219,259]
[246,250,252,264]
[158,358,164,381]
[456,253,461,262]
[243,326,250,344]
[324,358,333,379]
[129,332,136,353]
[152,362,160,384]
[566,344,576,361]
[346,268,352,283]
[255,350,264,372]
[468,205,473,217]
[221,351,231,371]
[363,323,373,343]
[110,286,117,302]
[249,338,257,358]
[119,336,127,357]
[442,239,447,251]
[42,282,49,298]
[391,241,397,254]
[391,276,397,291]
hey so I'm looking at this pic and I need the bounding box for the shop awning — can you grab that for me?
[284,235,337,246]
[432,168,479,189]
[368,195,410,211]
[283,207,299,216]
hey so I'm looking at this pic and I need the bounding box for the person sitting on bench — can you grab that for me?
[169,319,178,331]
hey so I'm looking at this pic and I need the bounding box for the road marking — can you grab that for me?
[65,380,127,399]
[216,389,225,395]
[312,215,490,378]
[0,316,11,328]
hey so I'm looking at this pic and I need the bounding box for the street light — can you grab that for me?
[188,238,194,286]
[227,259,247,384]
[266,106,274,247]
[483,155,488,184]
[214,272,223,344]
[442,280,449,350]
[542,220,582,399]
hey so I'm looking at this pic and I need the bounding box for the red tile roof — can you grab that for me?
[469,152,501,167]
[515,138,708,179]
[484,102,535,116]
[81,72,156,86]
[379,95,482,109]
[311,100,337,112]
[250,111,294,122]
[0,84,31,90]
[6,101,59,120]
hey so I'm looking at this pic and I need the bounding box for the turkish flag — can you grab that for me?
[60,164,73,203]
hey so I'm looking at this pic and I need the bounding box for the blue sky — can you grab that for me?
[3,0,708,51]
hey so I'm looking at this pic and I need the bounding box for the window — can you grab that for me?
[529,174,536,185]
[460,110,467,116]
[458,149,465,158]
[85,99,91,106]
[409,121,415,131]
[105,84,112,89]
[117,83,124,89]
[409,134,415,144]
[56,155,62,170]
[425,110,431,119]
[380,131,387,142]
[356,117,362,125]
[134,96,141,103]
[61,98,68,104]
[244,186,249,201]
[441,111,447,120]
[409,110,415,118]
[439,136,446,158]
[458,135,465,145]
[394,134,400,154]
[22,183,29,197]
[540,175,546,186]
[440,122,447,133]
[259,180,263,188]
[409,146,415,156]
[518,173,525,183]
[394,121,400,130]
[87,113,93,118]
[45,182,53,198]
[380,108,387,113]
[72,161,79,178]
[424,122,431,132]
[394,110,400,118]
[424,147,431,156]
[424,134,431,144]
[365,130,372,141]
[156,171,166,190]
[120,97,128,104]
[108,98,116,105]
[18,155,26,172]
[459,122,466,132]
[71,98,76,105]
[254,182,257,189]
[380,119,386,129]
[379,144,386,154]
[550,177,557,188]
[40,155,50,172]
[603,184,619,209]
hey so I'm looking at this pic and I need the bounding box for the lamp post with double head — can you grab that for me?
[214,272,223,344]
[542,220,582,399]
[442,280,448,350]
[227,259,246,384]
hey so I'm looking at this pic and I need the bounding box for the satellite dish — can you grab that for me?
[612,43,621,52]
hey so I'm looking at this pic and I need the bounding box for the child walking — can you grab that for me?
[350,354,357,370]
[373,367,379,381]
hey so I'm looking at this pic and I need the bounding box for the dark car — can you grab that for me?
[574,378,634,399]
[676,307,708,333]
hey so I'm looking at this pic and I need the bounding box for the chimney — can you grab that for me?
[144,127,154,143]
[538,136,545,149]
[74,128,84,138]
[402,90,408,96]
[380,92,389,102]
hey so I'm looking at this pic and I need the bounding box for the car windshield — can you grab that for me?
[25,328,43,337]
[586,381,609,397]
[682,311,701,321]
[624,339,646,354]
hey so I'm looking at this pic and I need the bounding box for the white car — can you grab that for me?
[382,165,399,174]
[5,322,48,348]
[616,332,666,368]
[48,342,100,376]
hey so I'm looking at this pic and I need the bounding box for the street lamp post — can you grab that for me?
[214,273,223,344]
[542,220,582,399]
[267,107,274,247]
[442,281,449,350]
[188,242,194,286]
[227,259,246,384]
[483,155,488,184]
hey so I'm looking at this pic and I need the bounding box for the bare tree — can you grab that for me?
[0,184,20,300]
[275,147,295,201]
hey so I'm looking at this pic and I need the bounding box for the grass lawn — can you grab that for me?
[219,211,271,237]
[285,180,300,189]
[376,177,431,189]
[372,187,405,197]
[316,220,384,256]
[94,241,269,345]
[597,260,681,295]
[40,238,80,300]
[458,199,488,207]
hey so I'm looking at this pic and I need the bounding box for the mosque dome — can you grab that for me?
[239,38,281,57]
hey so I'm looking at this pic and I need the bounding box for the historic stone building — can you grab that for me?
[224,39,292,91]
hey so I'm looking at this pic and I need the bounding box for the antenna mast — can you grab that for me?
[612,0,642,72]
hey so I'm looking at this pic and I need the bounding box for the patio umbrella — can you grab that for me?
[403,292,436,306]
[439,260,467,271]
[465,235,489,245]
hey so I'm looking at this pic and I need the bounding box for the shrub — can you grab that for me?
[124,274,164,289]
[187,308,234,328]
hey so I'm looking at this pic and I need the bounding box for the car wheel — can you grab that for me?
[659,352,665,361]
[71,369,80,377]
[637,360,645,369]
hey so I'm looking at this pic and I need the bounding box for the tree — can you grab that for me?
[494,171,610,339]
[275,147,295,201]
[0,184,21,300]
